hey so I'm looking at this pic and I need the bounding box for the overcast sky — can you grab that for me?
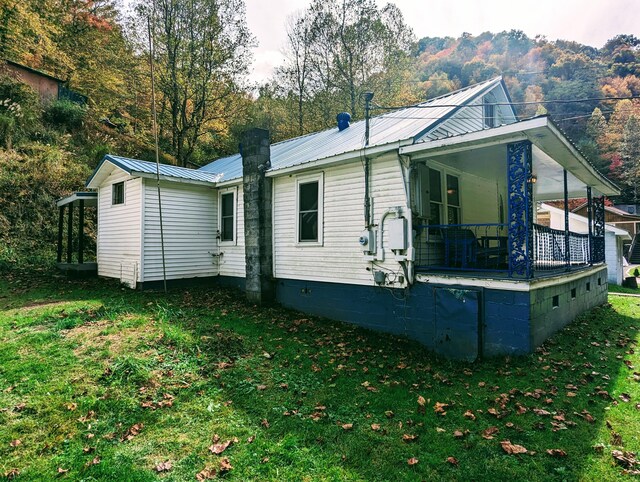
[244,0,640,83]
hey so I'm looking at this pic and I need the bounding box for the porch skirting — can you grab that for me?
[276,266,608,360]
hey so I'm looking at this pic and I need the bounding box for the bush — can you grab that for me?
[0,113,15,148]
[43,99,86,132]
[633,267,640,277]
[0,75,41,144]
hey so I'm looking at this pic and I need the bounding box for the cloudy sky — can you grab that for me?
[244,0,639,83]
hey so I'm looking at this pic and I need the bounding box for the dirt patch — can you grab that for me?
[65,320,153,357]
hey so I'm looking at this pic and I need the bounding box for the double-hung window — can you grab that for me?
[427,167,461,225]
[219,190,235,243]
[296,173,323,244]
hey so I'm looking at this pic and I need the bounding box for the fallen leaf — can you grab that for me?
[546,449,567,457]
[57,467,69,474]
[434,402,449,415]
[66,403,77,411]
[417,395,426,406]
[195,467,217,481]
[4,469,19,479]
[257,385,267,391]
[247,435,255,443]
[371,424,381,431]
[619,393,631,403]
[436,427,446,433]
[121,423,143,442]
[9,439,21,447]
[463,410,476,420]
[611,431,623,446]
[384,410,394,419]
[219,458,233,472]
[407,457,419,466]
[446,456,459,466]
[341,423,353,430]
[209,440,231,455]
[482,426,499,440]
[261,419,270,428]
[402,434,418,442]
[261,456,270,463]
[501,440,528,455]
[155,461,172,472]
[453,429,469,439]
[533,408,551,416]
[612,450,639,469]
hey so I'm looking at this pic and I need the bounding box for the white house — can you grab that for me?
[538,202,631,285]
[85,77,619,360]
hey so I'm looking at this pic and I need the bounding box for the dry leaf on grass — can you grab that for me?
[155,461,172,472]
[121,423,143,442]
[9,440,21,447]
[341,423,353,430]
[195,467,217,480]
[546,449,567,457]
[219,458,233,472]
[463,410,476,420]
[482,426,499,440]
[209,440,231,455]
[57,467,69,474]
[501,440,528,455]
[446,456,459,466]
[407,457,419,466]
[402,434,418,442]
[371,424,381,431]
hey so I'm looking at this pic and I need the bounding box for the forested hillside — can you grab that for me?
[0,0,639,266]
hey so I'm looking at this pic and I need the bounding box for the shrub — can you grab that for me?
[43,99,86,132]
[0,75,41,144]
[633,267,640,277]
[0,113,15,148]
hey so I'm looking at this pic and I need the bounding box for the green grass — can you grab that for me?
[0,271,639,481]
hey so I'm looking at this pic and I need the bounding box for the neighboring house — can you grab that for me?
[573,201,640,264]
[2,60,87,104]
[538,202,630,285]
[85,77,619,360]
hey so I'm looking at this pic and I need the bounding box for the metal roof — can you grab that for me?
[199,77,503,182]
[86,154,221,187]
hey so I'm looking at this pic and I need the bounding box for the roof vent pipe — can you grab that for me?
[337,112,351,131]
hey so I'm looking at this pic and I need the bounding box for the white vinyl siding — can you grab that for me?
[273,154,406,285]
[97,169,141,286]
[142,180,217,282]
[217,184,245,278]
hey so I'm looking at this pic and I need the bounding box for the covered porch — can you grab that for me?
[402,116,618,280]
[56,192,97,277]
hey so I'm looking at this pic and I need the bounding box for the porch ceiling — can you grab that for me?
[400,116,619,199]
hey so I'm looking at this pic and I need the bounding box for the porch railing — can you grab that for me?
[415,222,599,278]
[532,223,590,272]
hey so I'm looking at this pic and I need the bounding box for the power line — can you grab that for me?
[372,95,640,111]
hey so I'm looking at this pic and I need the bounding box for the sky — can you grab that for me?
[244,0,640,83]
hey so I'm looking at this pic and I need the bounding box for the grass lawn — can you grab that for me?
[0,272,639,481]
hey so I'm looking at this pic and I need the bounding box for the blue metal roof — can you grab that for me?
[199,77,503,182]
[87,154,221,186]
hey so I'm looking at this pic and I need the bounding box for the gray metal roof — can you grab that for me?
[199,77,503,182]
[87,154,222,186]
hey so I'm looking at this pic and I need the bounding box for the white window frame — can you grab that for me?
[218,186,237,245]
[295,172,324,246]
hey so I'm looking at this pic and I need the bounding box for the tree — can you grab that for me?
[620,115,640,203]
[139,0,253,166]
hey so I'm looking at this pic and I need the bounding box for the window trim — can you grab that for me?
[483,93,496,128]
[218,187,237,245]
[112,181,125,205]
[295,172,324,246]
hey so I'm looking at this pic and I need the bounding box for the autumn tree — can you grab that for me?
[138,0,253,166]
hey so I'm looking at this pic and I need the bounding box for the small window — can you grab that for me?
[598,277,602,286]
[586,282,591,292]
[296,174,323,244]
[112,182,124,205]
[484,94,496,128]
[552,295,559,308]
[571,288,577,299]
[220,191,234,242]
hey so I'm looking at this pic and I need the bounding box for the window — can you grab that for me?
[483,94,496,128]
[427,168,460,226]
[219,190,235,243]
[112,181,124,205]
[296,174,323,244]
[446,174,460,224]
[429,168,442,225]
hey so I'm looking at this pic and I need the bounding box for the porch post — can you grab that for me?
[593,196,605,263]
[57,205,64,263]
[586,187,593,266]
[66,202,73,263]
[507,140,533,278]
[78,200,84,264]
[563,169,570,270]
